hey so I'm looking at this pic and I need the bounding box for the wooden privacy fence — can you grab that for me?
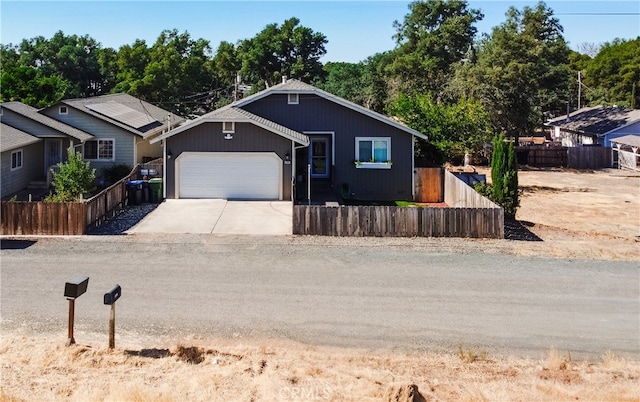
[414,167,443,202]
[84,168,136,231]
[1,202,86,235]
[294,169,503,239]
[567,147,611,169]
[293,206,503,238]
[1,166,138,236]
[516,146,612,169]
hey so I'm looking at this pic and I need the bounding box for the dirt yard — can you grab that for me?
[476,166,640,260]
[1,168,638,402]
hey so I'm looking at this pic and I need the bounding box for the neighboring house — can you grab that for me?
[0,102,94,197]
[611,134,640,171]
[545,105,640,147]
[152,79,428,202]
[40,93,184,173]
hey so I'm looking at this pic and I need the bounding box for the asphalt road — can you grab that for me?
[1,235,638,359]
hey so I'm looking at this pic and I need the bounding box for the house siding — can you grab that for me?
[42,106,136,174]
[604,121,640,147]
[136,137,163,163]
[1,109,72,139]
[1,142,44,197]
[165,122,293,199]
[241,94,414,201]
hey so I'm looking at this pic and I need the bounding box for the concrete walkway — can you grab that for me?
[127,199,292,235]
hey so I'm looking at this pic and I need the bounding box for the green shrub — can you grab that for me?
[478,133,519,217]
[46,149,95,202]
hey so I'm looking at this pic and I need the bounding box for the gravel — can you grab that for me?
[88,204,158,235]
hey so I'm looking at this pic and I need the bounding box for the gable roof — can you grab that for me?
[0,123,42,152]
[234,79,428,140]
[545,105,640,136]
[59,93,185,139]
[1,102,94,142]
[151,105,309,146]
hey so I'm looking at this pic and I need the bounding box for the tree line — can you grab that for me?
[2,1,638,165]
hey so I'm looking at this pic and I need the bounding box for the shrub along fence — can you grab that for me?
[293,169,503,239]
[1,167,138,236]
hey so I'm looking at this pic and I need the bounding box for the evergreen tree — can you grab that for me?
[491,133,506,207]
[490,133,519,217]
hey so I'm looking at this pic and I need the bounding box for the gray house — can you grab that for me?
[40,93,184,171]
[0,102,93,197]
[545,105,640,147]
[153,79,427,202]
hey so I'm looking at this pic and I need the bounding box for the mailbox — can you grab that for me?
[64,276,89,299]
[103,285,121,305]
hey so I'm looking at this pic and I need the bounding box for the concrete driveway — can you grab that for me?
[127,199,292,235]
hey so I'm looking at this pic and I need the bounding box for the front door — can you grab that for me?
[44,139,63,175]
[309,138,329,178]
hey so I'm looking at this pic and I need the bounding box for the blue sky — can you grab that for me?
[1,1,638,62]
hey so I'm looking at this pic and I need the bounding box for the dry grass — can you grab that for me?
[1,332,639,402]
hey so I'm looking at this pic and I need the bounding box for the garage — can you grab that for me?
[176,152,282,199]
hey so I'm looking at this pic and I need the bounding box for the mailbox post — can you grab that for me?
[64,276,89,346]
[103,285,121,349]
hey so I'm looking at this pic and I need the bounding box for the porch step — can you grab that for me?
[27,181,49,189]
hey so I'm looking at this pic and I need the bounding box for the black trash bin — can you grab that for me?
[142,181,150,203]
[126,180,143,206]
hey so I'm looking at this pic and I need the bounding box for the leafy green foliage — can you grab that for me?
[583,38,640,108]
[238,17,327,88]
[46,149,96,202]
[388,0,483,96]
[450,3,571,139]
[387,93,492,165]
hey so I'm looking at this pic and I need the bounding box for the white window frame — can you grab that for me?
[222,121,235,133]
[355,137,392,169]
[288,93,299,105]
[59,105,68,115]
[83,139,115,161]
[11,149,23,171]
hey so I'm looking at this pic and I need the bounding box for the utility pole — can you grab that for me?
[577,71,582,110]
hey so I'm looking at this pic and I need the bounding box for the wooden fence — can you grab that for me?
[414,167,443,202]
[85,167,137,231]
[1,202,86,235]
[1,166,138,236]
[516,146,567,167]
[567,147,612,169]
[516,146,612,169]
[293,169,503,239]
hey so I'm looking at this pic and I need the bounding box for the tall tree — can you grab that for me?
[134,30,216,115]
[387,93,492,165]
[238,17,327,88]
[388,0,483,97]
[583,37,640,108]
[451,2,570,139]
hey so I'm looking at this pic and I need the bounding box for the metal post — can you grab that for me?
[307,163,311,206]
[109,303,116,349]
[66,298,75,346]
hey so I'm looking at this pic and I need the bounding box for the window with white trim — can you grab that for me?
[222,121,235,133]
[59,105,68,114]
[11,149,23,171]
[83,139,114,161]
[288,93,299,105]
[355,137,391,162]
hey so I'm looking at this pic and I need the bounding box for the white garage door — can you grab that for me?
[177,152,282,199]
